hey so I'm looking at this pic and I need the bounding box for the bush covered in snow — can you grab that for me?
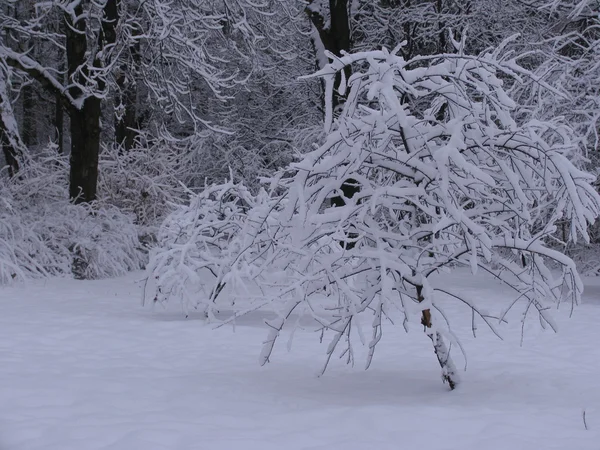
[145,179,281,317]
[0,149,146,282]
[98,140,189,231]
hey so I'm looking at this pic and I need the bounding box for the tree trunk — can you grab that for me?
[308,1,359,240]
[21,83,35,148]
[306,0,351,110]
[417,285,459,390]
[65,1,93,202]
[69,97,101,203]
[435,0,448,54]
[0,70,23,178]
[65,0,119,202]
[0,128,20,178]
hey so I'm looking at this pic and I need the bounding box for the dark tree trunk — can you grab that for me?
[330,178,360,249]
[308,0,361,233]
[307,1,359,237]
[65,1,94,202]
[435,0,448,53]
[69,97,101,202]
[0,76,22,178]
[307,0,351,109]
[327,0,351,55]
[21,83,35,148]
[0,128,20,178]
[65,0,119,203]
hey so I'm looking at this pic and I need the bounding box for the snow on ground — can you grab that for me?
[1,271,599,450]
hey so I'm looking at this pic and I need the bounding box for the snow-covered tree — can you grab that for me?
[147,38,600,389]
[256,40,600,389]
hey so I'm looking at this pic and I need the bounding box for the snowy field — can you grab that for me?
[1,271,599,450]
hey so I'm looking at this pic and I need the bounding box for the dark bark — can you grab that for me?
[65,1,93,202]
[330,178,359,208]
[330,178,360,249]
[307,0,351,57]
[0,77,22,178]
[0,128,20,178]
[53,59,65,155]
[65,0,119,203]
[307,1,360,228]
[436,0,448,54]
[68,97,101,202]
[21,83,35,147]
[306,0,351,109]
[5,0,121,197]
[100,0,119,47]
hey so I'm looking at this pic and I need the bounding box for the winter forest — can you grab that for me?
[1,0,600,448]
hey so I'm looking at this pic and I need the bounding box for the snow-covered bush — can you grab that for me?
[256,40,600,389]
[0,149,145,282]
[46,203,145,280]
[145,179,280,317]
[98,140,189,231]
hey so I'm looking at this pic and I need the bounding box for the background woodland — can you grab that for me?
[0,0,598,281]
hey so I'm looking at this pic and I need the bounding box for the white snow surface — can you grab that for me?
[1,271,599,450]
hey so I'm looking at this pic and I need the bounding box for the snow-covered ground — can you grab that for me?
[1,271,599,450]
